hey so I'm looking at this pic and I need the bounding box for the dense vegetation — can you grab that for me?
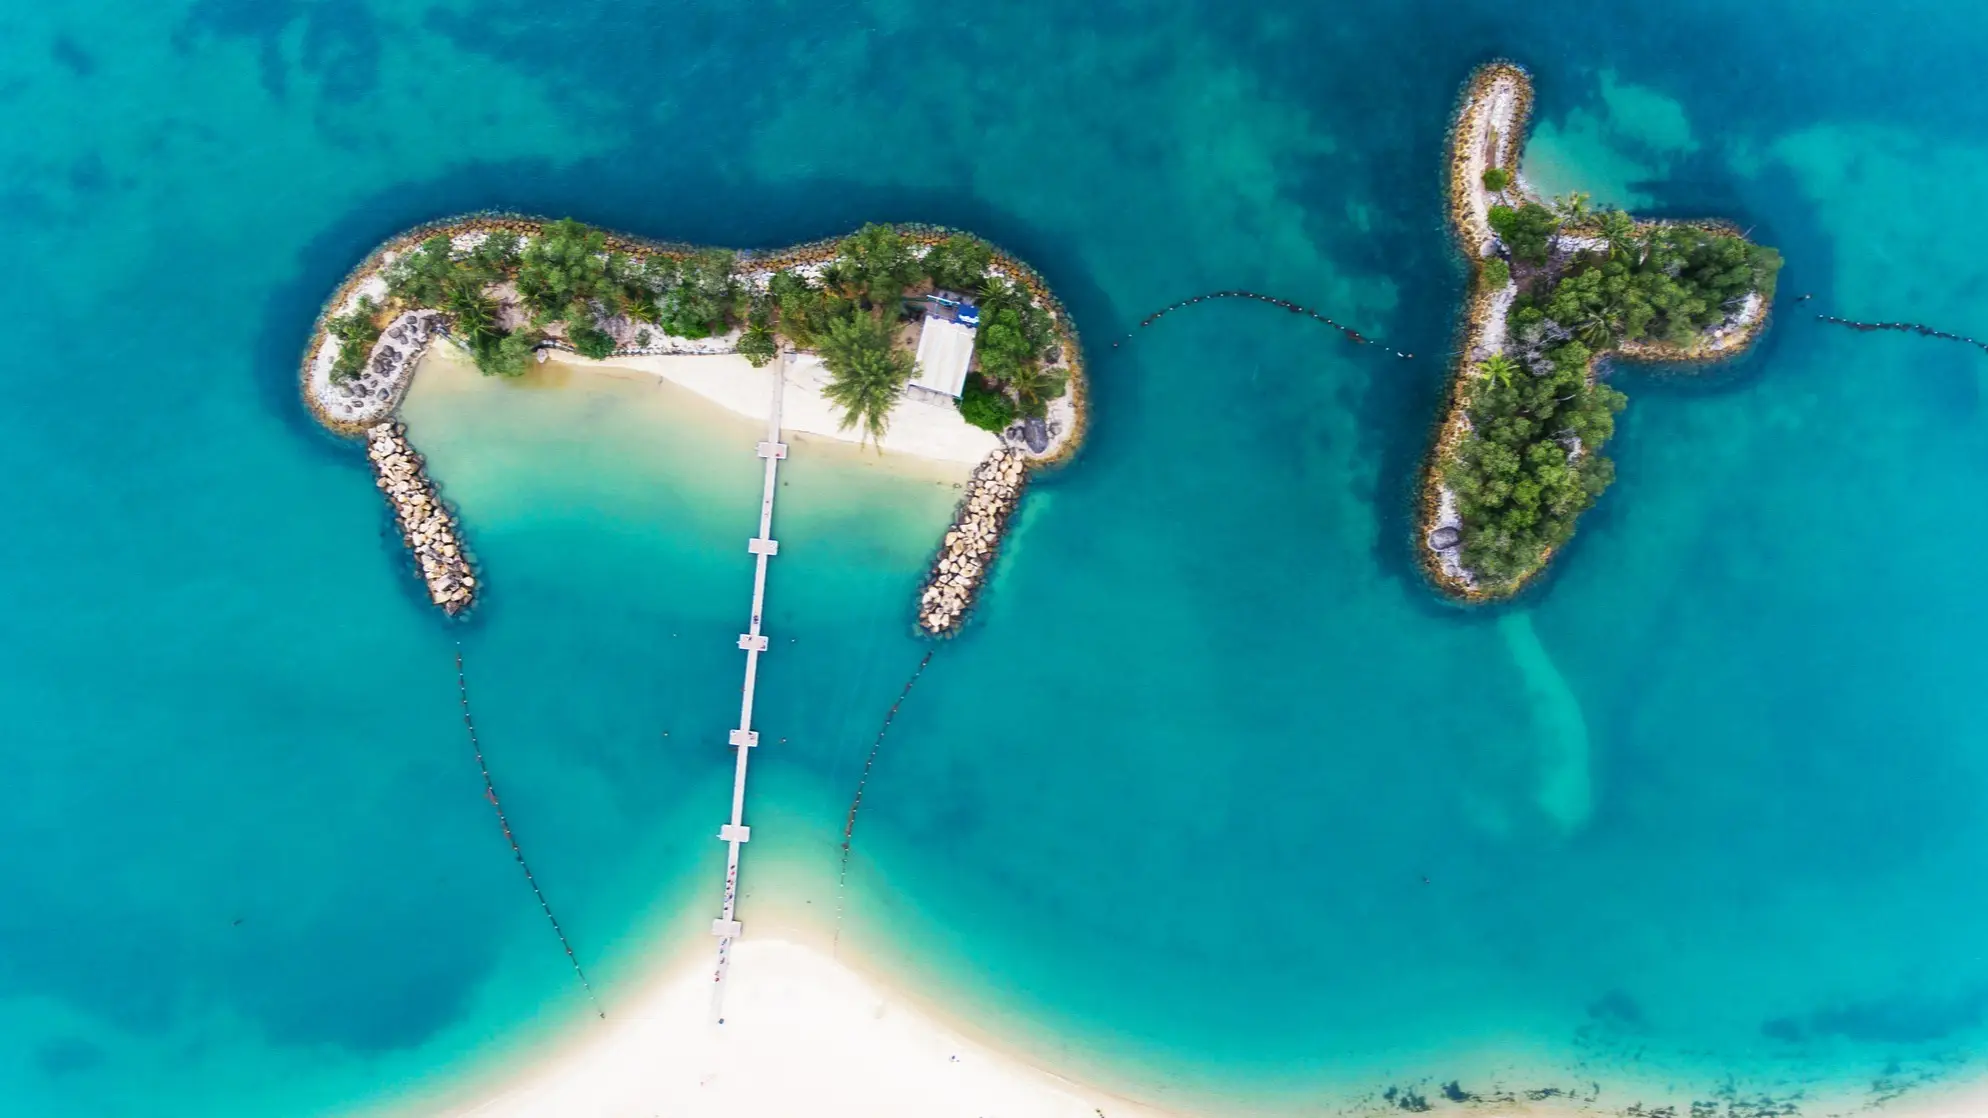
[361,219,1067,441]
[922,233,993,292]
[957,373,1016,433]
[378,220,750,377]
[326,296,384,383]
[1487,201,1559,264]
[1448,198,1782,586]
[1481,167,1510,192]
[1446,345,1623,584]
[763,224,1064,440]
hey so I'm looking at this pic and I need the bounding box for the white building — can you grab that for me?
[911,314,976,398]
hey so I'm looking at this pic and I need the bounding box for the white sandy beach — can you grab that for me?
[432,936,1175,1118]
[411,927,1988,1118]
[591,351,1004,466]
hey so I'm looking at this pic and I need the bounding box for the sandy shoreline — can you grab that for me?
[391,935,1178,1118]
[593,351,1003,466]
[381,923,1988,1118]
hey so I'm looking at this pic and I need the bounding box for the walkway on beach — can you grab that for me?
[709,349,790,1023]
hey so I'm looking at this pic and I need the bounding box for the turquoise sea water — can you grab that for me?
[8,1,1988,1114]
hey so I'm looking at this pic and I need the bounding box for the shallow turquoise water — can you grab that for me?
[7,1,1988,1114]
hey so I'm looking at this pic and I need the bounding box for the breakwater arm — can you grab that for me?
[366,422,475,615]
[917,449,1027,635]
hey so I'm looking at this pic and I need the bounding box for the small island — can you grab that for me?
[300,217,1085,628]
[1423,62,1782,600]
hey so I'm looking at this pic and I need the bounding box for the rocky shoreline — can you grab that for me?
[366,422,476,615]
[917,449,1027,636]
[1421,61,1534,602]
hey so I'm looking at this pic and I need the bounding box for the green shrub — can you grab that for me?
[957,373,1016,433]
[327,297,383,383]
[473,330,539,377]
[1487,202,1558,264]
[1481,258,1511,289]
[1482,167,1511,192]
[768,269,834,348]
[924,233,993,291]
[974,281,1055,384]
[568,322,617,360]
[659,249,742,336]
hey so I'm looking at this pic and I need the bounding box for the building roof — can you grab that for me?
[912,314,976,398]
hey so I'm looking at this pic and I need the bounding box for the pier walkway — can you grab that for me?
[709,349,789,1022]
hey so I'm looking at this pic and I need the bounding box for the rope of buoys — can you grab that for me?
[1108,290,1415,359]
[831,647,938,950]
[455,642,605,1019]
[1813,305,1988,355]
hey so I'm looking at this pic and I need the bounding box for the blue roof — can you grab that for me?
[957,303,980,327]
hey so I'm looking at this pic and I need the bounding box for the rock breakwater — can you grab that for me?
[918,449,1027,635]
[366,421,475,615]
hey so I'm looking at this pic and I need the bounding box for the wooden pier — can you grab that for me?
[709,350,790,1022]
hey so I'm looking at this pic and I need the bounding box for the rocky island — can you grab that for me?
[1423,62,1781,601]
[299,217,1085,627]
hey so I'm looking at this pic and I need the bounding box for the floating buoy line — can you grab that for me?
[454,641,604,1018]
[1110,289,1414,359]
[1810,299,1988,355]
[832,647,939,951]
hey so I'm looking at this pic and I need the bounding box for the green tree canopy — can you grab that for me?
[646,249,740,338]
[384,236,464,307]
[972,280,1057,387]
[1445,340,1624,585]
[1488,202,1559,265]
[473,329,540,378]
[957,373,1016,433]
[837,224,921,305]
[568,322,617,360]
[924,233,994,291]
[768,269,848,348]
[516,219,614,324]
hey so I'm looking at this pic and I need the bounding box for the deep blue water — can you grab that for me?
[6,1,1988,1114]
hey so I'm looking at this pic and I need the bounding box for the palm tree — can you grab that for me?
[818,261,857,300]
[1478,353,1519,389]
[977,274,1019,308]
[1554,191,1592,222]
[1596,209,1637,260]
[1006,362,1069,416]
[838,223,920,303]
[1574,309,1619,350]
[818,313,916,445]
[443,276,500,346]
